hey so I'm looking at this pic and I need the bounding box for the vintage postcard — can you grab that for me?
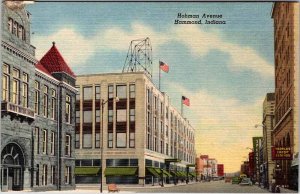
[0,0,299,193]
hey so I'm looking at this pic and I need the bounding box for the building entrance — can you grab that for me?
[1,143,25,191]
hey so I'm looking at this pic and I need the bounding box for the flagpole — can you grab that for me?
[159,60,161,90]
[181,98,183,117]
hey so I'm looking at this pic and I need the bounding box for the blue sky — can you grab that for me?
[28,2,274,172]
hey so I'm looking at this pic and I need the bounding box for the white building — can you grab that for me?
[74,72,196,185]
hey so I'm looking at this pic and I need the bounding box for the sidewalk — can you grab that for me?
[76,181,198,190]
[278,187,298,193]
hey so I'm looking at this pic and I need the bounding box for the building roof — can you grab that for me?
[267,93,275,101]
[39,42,75,78]
[35,62,52,76]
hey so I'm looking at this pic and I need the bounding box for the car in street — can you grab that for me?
[231,177,240,184]
[239,178,253,186]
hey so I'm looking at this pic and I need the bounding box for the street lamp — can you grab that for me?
[100,96,119,193]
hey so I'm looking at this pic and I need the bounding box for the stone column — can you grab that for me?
[23,167,31,191]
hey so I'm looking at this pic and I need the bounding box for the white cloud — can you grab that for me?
[173,25,274,78]
[33,23,273,78]
[33,28,95,67]
[167,83,264,172]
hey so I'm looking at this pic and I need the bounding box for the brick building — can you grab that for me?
[1,5,76,191]
[271,2,299,190]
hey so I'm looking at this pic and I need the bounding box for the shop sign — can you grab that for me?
[271,147,292,160]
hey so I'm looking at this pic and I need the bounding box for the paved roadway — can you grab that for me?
[120,180,270,193]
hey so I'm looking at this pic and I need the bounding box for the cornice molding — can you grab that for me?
[2,41,37,65]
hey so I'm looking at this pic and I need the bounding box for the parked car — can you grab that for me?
[231,177,240,184]
[239,178,253,186]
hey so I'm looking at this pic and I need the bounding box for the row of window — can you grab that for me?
[8,17,26,41]
[2,64,72,124]
[35,164,71,186]
[275,92,292,123]
[78,84,136,101]
[34,127,71,156]
[76,131,135,149]
[2,64,28,106]
[77,108,136,124]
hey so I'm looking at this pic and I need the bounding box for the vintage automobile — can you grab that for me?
[239,178,253,186]
[231,177,240,184]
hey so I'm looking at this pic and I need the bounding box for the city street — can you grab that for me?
[120,181,269,193]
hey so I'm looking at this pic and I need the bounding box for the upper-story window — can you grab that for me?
[34,81,40,114]
[43,85,49,117]
[130,109,135,122]
[108,85,114,99]
[50,132,55,155]
[51,89,56,119]
[42,129,47,154]
[83,86,92,100]
[65,134,71,156]
[13,21,17,36]
[18,25,24,40]
[66,95,71,123]
[8,18,25,40]
[22,73,28,107]
[116,85,126,99]
[129,84,135,98]
[95,85,100,100]
[2,64,10,102]
[83,110,92,123]
[12,68,20,105]
[8,18,13,33]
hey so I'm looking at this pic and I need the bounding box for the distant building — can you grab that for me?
[261,93,275,188]
[240,161,249,177]
[1,4,76,192]
[195,155,204,179]
[209,158,218,178]
[217,164,224,177]
[74,72,196,185]
[272,2,299,190]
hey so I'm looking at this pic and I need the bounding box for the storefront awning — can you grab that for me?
[151,168,173,177]
[146,167,160,177]
[75,167,101,176]
[177,171,186,177]
[162,169,173,177]
[104,167,138,176]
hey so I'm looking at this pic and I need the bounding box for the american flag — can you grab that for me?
[159,61,169,73]
[182,96,190,106]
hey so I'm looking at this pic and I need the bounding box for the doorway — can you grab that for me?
[1,143,25,191]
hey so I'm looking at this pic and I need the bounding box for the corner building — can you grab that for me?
[75,72,196,185]
[1,5,76,191]
[272,2,299,190]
